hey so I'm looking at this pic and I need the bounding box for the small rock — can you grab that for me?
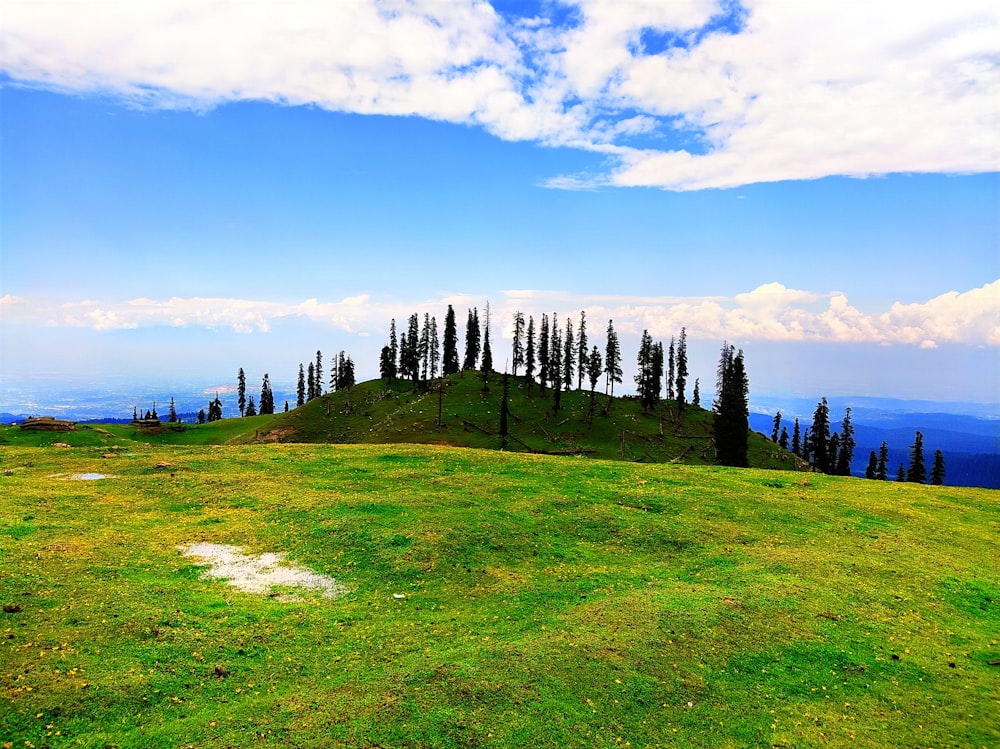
[3,604,22,613]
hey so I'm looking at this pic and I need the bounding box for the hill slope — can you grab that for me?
[1,442,996,748]
[237,373,800,470]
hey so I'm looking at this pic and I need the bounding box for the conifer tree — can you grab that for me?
[245,396,257,417]
[340,356,356,390]
[296,364,306,407]
[481,303,493,376]
[463,308,480,371]
[576,310,588,390]
[168,397,177,423]
[833,408,855,476]
[198,409,206,424]
[906,431,926,483]
[791,418,801,456]
[208,394,223,422]
[563,317,575,390]
[771,411,782,442]
[778,426,789,450]
[896,463,906,482]
[809,398,832,473]
[876,441,889,481]
[587,344,603,423]
[865,451,878,479]
[604,319,622,397]
[667,338,675,401]
[314,351,323,398]
[443,306,459,376]
[635,330,656,413]
[237,367,247,417]
[653,342,665,403]
[260,373,274,415]
[692,376,700,407]
[379,345,394,382]
[675,328,688,409]
[512,311,526,377]
[525,316,536,390]
[307,363,316,401]
[930,450,945,485]
[389,319,399,378]
[284,401,288,412]
[429,316,440,379]
[550,319,562,413]
[406,313,421,384]
[538,314,550,394]
[713,344,749,467]
[420,313,432,382]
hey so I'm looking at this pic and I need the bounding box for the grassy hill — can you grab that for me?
[1,441,997,748]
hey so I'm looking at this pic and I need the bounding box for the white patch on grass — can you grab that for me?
[179,543,347,600]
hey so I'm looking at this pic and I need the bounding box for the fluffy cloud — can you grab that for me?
[2,0,996,189]
[11,281,998,348]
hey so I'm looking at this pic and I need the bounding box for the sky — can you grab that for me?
[1,0,998,410]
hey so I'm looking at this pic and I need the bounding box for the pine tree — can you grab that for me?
[443,306,459,376]
[406,313,420,384]
[675,328,689,410]
[512,311,526,377]
[771,411,782,442]
[463,308,480,371]
[389,319,399,380]
[876,441,889,481]
[168,397,177,423]
[245,395,257,417]
[284,401,289,412]
[379,345,394,382]
[525,316,536,390]
[930,450,945,485]
[340,356,356,390]
[260,374,274,415]
[563,317,575,390]
[604,319,622,397]
[237,368,247,417]
[896,463,906,482]
[653,342,665,404]
[667,338,675,401]
[713,344,749,467]
[576,310,588,390]
[906,431,926,483]
[197,409,206,424]
[791,418,801,456]
[550,318,562,413]
[314,351,323,398]
[865,451,878,479]
[420,313,431,382]
[538,314,549,394]
[587,345,603,393]
[835,408,855,476]
[296,364,306,407]
[429,316,440,379]
[635,330,656,413]
[481,303,493,376]
[809,398,832,473]
[208,394,223,422]
[307,363,316,401]
[778,426,789,450]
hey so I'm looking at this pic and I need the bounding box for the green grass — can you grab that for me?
[1,441,997,748]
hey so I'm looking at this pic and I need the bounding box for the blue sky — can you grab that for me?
[1,0,998,408]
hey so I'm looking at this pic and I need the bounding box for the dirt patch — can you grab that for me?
[259,427,297,442]
[179,543,347,600]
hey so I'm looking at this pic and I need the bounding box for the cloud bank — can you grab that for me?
[2,0,997,190]
[5,281,997,349]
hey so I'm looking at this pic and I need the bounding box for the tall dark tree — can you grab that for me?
[550,318,563,413]
[778,426,789,450]
[340,356,356,390]
[563,317,575,390]
[604,319,622,397]
[245,395,257,417]
[296,364,306,407]
[930,450,945,486]
[538,314,550,394]
[197,409,206,424]
[237,367,247,417]
[653,342,665,403]
[587,344,603,423]
[808,398,832,473]
[429,316,440,379]
[481,303,493,376]
[307,363,316,401]
[512,311,526,377]
[576,310,588,390]
[207,393,223,422]
[389,319,399,379]
[865,451,878,479]
[667,337,676,401]
[260,373,275,415]
[771,410,782,442]
[835,408,855,476]
[791,418,801,457]
[420,313,432,382]
[168,397,178,423]
[379,345,395,382]
[284,401,289,412]
[675,328,688,409]
[525,316,536,390]
[463,308,481,371]
[906,431,926,483]
[692,377,700,407]
[442,306,460,376]
[876,441,890,481]
[314,351,323,398]
[635,329,656,413]
[406,313,421,384]
[896,463,906,482]
[713,344,749,467]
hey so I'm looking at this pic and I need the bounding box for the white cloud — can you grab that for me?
[2,0,996,189]
[8,281,998,348]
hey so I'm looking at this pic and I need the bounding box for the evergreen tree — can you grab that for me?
[443,306,460,376]
[692,376,700,407]
[208,394,223,422]
[481,303,493,375]
[930,450,945,485]
[896,463,906,482]
[340,356,356,390]
[791,418,801,456]
[778,426,789,450]
[525,316,536,390]
[876,441,889,481]
[635,330,656,413]
[389,319,399,380]
[330,353,340,392]
[771,410,782,442]
[653,342,665,403]
[576,310,588,390]
[675,328,688,409]
[168,397,177,423]
[398,333,408,383]
[512,311,526,377]
[906,431,926,483]
[463,308,480,371]
[284,401,289,412]
[260,374,274,415]
[245,395,257,417]
[667,337,675,401]
[865,451,878,479]
[296,364,306,407]
[197,409,206,424]
[379,345,395,382]
[237,367,247,417]
[587,345,603,393]
[713,344,749,467]
[808,398,832,473]
[420,313,431,382]
[835,408,855,476]
[550,319,563,413]
[604,319,622,397]
[563,317,575,390]
[406,313,421,384]
[538,314,550,393]
[314,351,323,398]
[307,363,316,401]
[829,433,841,473]
[429,316,440,379]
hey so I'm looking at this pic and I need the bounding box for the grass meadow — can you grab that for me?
[1,438,998,748]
